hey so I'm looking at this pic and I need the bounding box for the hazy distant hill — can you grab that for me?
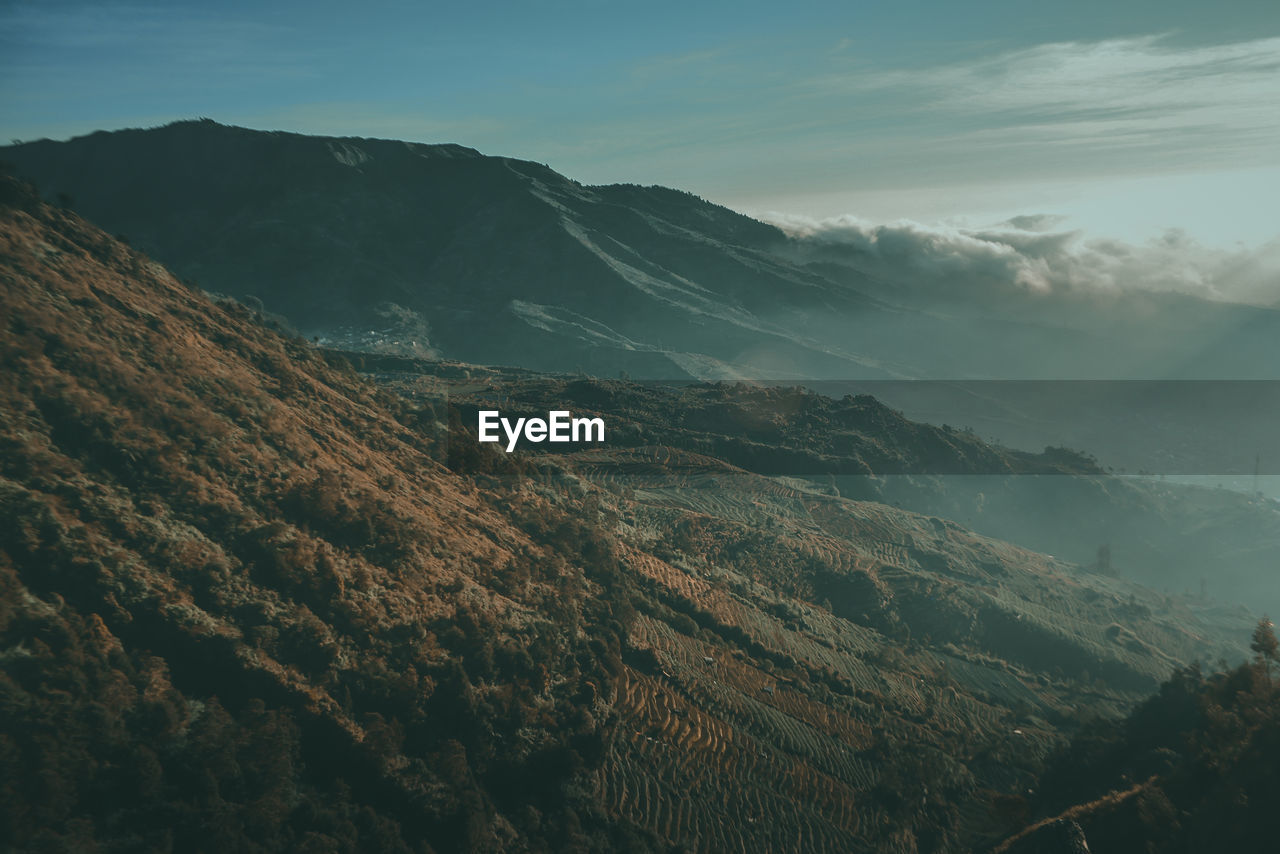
[9,120,1280,382]
[1,174,1257,852]
[360,355,1280,619]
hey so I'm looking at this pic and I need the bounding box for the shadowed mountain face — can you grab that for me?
[8,119,1280,382]
[0,176,1257,852]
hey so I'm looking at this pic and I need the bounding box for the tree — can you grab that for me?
[1095,544,1112,576]
[1251,616,1278,681]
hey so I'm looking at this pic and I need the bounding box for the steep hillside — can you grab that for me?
[996,642,1280,853]
[0,175,1255,852]
[0,174,651,851]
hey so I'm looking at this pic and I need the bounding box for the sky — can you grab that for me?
[2,0,1279,263]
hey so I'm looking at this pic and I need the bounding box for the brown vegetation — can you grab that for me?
[0,174,1259,851]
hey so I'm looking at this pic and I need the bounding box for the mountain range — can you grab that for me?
[7,119,1280,383]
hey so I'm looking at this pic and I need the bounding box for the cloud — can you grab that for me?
[822,35,1280,142]
[541,34,1280,220]
[1002,214,1067,232]
[767,213,1280,307]
[785,34,1280,186]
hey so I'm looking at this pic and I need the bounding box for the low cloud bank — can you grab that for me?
[768,213,1280,307]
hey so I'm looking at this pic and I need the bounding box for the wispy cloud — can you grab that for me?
[528,33,1280,203]
[809,35,1280,163]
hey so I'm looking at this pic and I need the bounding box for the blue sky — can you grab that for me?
[3,0,1279,252]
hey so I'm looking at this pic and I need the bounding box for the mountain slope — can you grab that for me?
[0,174,648,851]
[996,653,1280,853]
[2,120,905,380]
[0,175,1254,852]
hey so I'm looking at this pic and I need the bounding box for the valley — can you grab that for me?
[3,171,1275,852]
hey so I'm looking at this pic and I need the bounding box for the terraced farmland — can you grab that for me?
[495,444,1251,850]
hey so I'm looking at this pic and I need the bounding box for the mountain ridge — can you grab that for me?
[5,119,893,382]
[22,119,1280,382]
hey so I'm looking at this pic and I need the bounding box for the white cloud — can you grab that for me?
[768,212,1280,307]
[812,35,1280,164]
